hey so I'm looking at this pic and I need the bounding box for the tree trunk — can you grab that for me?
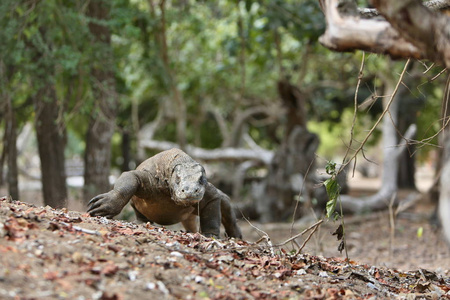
[148,0,187,149]
[256,80,318,222]
[257,126,319,222]
[397,143,416,190]
[0,62,18,198]
[83,0,118,202]
[439,74,450,241]
[396,66,424,190]
[84,112,116,201]
[440,130,450,243]
[34,86,68,208]
[0,126,5,186]
[430,74,450,206]
[121,131,131,172]
[396,101,417,190]
[5,94,19,200]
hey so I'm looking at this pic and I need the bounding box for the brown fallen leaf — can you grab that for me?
[100,292,123,300]
[102,263,119,276]
[56,279,73,291]
[44,271,59,281]
[4,217,26,241]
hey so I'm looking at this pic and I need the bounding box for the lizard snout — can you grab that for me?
[176,183,205,202]
[181,185,200,194]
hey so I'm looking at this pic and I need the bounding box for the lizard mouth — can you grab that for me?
[173,196,202,206]
[173,184,205,206]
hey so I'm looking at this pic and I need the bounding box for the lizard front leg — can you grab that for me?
[201,183,242,239]
[198,183,222,238]
[87,171,142,218]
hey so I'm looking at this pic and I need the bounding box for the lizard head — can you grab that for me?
[170,163,207,206]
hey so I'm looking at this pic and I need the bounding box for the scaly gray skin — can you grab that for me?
[87,148,242,239]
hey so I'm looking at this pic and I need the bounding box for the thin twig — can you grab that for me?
[388,193,397,260]
[290,157,316,237]
[275,219,324,247]
[422,62,435,74]
[296,221,322,255]
[60,222,102,236]
[242,216,275,256]
[431,68,448,82]
[341,52,365,173]
[341,59,411,171]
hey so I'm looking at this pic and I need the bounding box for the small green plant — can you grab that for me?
[324,161,340,220]
[323,161,349,260]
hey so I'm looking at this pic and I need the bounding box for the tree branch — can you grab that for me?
[140,140,274,165]
[372,0,450,67]
[319,0,422,59]
[225,105,280,148]
[318,0,450,67]
[359,0,450,18]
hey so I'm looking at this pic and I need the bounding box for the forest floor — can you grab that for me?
[0,192,449,300]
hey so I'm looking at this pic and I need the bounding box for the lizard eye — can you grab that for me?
[199,176,207,185]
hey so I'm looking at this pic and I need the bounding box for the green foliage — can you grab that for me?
[0,0,443,172]
[309,108,381,160]
[324,161,341,220]
[325,160,336,176]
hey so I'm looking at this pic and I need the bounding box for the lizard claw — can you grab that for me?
[87,192,122,218]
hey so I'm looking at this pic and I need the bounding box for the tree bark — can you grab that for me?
[148,0,187,149]
[440,130,450,243]
[83,0,118,202]
[396,67,423,190]
[256,80,318,222]
[5,94,19,200]
[257,126,319,222]
[34,86,68,208]
[121,131,131,172]
[397,143,416,189]
[372,0,450,67]
[0,62,19,199]
[397,107,418,190]
[318,0,450,67]
[0,125,5,186]
[439,74,450,241]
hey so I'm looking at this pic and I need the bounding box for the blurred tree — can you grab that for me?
[0,63,19,200]
[0,0,70,208]
[83,0,119,202]
[34,84,68,208]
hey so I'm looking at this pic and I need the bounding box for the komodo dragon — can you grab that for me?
[87,148,242,239]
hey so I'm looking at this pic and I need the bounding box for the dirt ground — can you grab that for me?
[0,193,449,299]
[242,206,450,273]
